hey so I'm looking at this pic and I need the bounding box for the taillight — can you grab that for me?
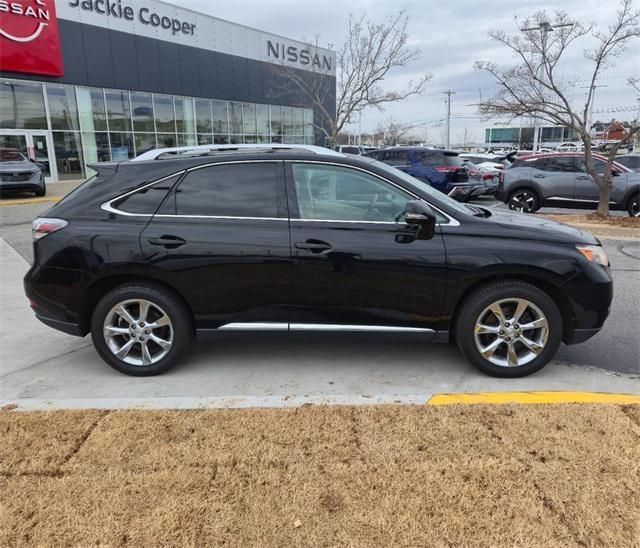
[32,217,68,240]
[482,174,494,180]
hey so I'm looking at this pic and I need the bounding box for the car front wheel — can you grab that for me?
[455,280,562,377]
[507,189,540,213]
[91,283,193,376]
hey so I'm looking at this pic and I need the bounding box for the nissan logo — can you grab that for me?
[0,0,51,43]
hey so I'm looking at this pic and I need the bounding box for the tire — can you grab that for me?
[627,193,639,218]
[34,184,46,197]
[507,188,540,213]
[455,280,562,378]
[91,283,193,376]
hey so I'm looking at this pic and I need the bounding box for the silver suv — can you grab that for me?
[497,153,640,217]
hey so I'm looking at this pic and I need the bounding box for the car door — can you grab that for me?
[573,156,627,203]
[140,160,291,330]
[530,156,576,201]
[286,161,447,333]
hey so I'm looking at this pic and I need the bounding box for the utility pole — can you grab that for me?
[521,20,573,151]
[443,90,455,149]
[582,83,609,136]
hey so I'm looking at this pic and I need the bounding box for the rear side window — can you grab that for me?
[443,153,464,167]
[171,163,279,218]
[381,151,410,166]
[417,151,442,165]
[548,157,578,172]
[112,174,181,214]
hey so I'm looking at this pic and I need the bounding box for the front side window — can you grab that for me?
[171,163,279,218]
[291,164,411,222]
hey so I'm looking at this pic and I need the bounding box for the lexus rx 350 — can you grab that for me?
[24,148,613,377]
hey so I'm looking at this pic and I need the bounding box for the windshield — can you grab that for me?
[360,157,471,217]
[0,150,28,162]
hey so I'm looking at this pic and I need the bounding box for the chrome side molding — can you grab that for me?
[217,322,434,333]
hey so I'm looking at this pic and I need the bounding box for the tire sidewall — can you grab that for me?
[627,194,639,218]
[456,282,562,378]
[91,284,192,376]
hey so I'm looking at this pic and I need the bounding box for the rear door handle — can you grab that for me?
[148,235,187,248]
[576,175,590,180]
[294,239,332,253]
[533,174,545,178]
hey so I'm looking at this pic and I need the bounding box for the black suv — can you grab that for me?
[25,148,612,377]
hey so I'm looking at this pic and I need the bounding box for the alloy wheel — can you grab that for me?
[103,299,173,366]
[631,198,640,218]
[473,298,549,368]
[508,191,536,213]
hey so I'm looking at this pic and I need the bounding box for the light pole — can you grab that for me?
[521,20,573,151]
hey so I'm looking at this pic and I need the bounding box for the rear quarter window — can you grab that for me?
[111,174,181,214]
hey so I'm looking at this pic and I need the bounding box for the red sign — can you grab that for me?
[0,0,64,76]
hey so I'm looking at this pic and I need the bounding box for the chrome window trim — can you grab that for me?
[100,158,461,226]
[285,159,461,227]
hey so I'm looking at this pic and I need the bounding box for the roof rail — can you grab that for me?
[131,143,341,162]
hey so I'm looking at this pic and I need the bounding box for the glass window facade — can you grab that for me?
[0,77,315,181]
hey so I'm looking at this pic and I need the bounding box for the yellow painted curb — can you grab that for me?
[427,391,640,406]
[0,197,61,207]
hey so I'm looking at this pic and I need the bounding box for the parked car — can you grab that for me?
[555,142,583,152]
[365,147,473,200]
[0,148,46,197]
[462,160,500,196]
[25,146,612,378]
[335,145,364,155]
[497,153,639,217]
[459,153,512,171]
[615,153,640,172]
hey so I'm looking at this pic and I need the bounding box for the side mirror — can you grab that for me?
[404,200,437,240]
[611,169,620,177]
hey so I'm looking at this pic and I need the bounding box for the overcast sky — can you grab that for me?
[178,0,638,145]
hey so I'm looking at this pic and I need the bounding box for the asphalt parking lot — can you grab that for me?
[1,186,639,409]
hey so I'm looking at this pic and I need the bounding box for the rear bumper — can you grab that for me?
[35,313,84,336]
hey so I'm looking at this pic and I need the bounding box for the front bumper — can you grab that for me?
[0,172,44,192]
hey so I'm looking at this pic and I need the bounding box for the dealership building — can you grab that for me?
[0,0,336,182]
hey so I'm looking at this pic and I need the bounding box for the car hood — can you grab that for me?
[474,208,598,245]
[0,161,36,173]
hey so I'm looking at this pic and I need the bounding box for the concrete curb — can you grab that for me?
[2,391,639,411]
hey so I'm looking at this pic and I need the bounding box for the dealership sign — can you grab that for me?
[0,0,64,76]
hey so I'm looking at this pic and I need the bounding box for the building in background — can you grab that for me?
[484,125,580,149]
[0,0,336,182]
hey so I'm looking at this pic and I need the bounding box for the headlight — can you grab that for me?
[576,244,609,266]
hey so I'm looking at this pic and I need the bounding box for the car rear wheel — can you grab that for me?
[507,189,539,213]
[91,283,193,376]
[627,194,639,217]
[455,280,562,377]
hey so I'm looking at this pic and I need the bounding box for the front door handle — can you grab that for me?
[576,175,590,180]
[294,239,332,253]
[148,235,187,248]
[533,174,546,178]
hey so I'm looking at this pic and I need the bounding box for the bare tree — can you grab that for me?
[270,11,431,147]
[375,117,423,146]
[475,0,640,215]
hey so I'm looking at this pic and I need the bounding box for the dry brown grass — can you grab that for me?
[1,404,639,547]
[539,213,640,228]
